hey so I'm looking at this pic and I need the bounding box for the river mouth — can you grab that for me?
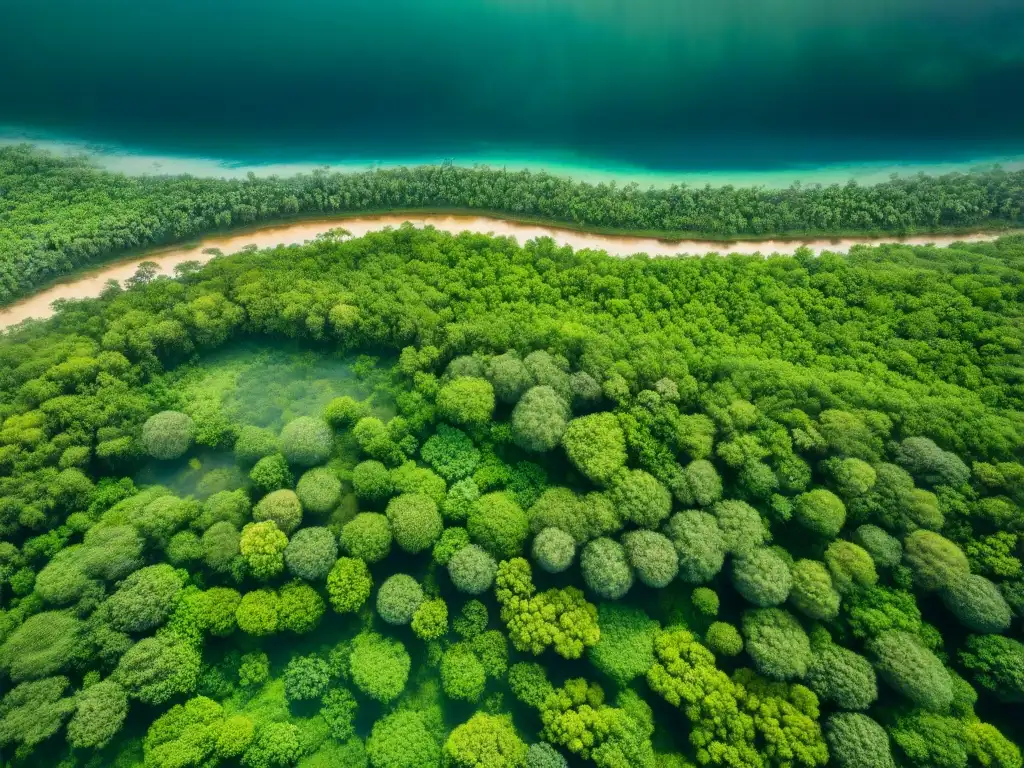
[1,213,1018,331]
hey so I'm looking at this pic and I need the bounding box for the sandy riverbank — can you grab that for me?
[1,214,1015,330]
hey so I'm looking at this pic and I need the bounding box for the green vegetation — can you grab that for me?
[3,145,1024,303]
[0,220,1022,768]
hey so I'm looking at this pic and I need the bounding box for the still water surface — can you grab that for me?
[1,0,1023,173]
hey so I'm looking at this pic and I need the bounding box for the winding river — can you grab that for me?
[1,214,1016,330]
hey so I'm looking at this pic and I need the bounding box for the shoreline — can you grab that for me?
[4,128,1024,189]
[2,212,1018,331]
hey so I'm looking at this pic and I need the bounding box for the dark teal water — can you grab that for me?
[1,0,1023,172]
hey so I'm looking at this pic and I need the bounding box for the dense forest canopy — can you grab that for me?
[0,224,1022,768]
[2,144,1024,304]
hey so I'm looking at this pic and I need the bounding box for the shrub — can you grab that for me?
[0,676,75,750]
[443,713,528,768]
[829,457,878,500]
[238,652,270,687]
[166,530,203,565]
[522,350,569,393]
[366,709,440,768]
[340,512,393,563]
[468,492,529,558]
[142,411,195,460]
[442,477,480,523]
[496,559,600,659]
[446,355,485,378]
[278,581,325,633]
[622,530,678,588]
[825,540,878,594]
[448,544,498,595]
[283,526,338,581]
[869,630,953,711]
[113,636,200,704]
[0,610,83,681]
[672,459,723,507]
[239,521,288,580]
[279,416,333,467]
[527,487,590,543]
[349,632,411,703]
[853,525,903,568]
[243,721,301,768]
[440,644,487,702]
[902,529,970,592]
[194,586,241,636]
[511,385,570,452]
[705,622,744,657]
[964,721,1022,768]
[471,630,508,678]
[234,425,278,466]
[298,739,367,768]
[526,743,568,768]
[713,500,768,555]
[692,587,720,616]
[889,710,967,768]
[664,510,726,583]
[894,436,971,488]
[283,655,331,701]
[580,537,634,600]
[353,416,405,465]
[587,603,658,686]
[420,424,480,481]
[106,564,183,633]
[436,377,496,427]
[391,461,447,504]
[941,574,1012,634]
[532,526,576,573]
[235,589,280,636]
[352,460,394,503]
[732,547,792,607]
[581,491,624,540]
[320,687,358,741]
[825,713,895,768]
[794,489,847,538]
[326,557,373,613]
[427,528,466,568]
[789,559,841,620]
[570,371,603,411]
[376,574,424,625]
[201,521,241,573]
[959,635,1024,703]
[562,413,627,485]
[742,607,813,681]
[485,352,533,404]
[738,461,779,501]
[249,453,293,494]
[610,469,672,529]
[411,598,448,640]
[253,488,303,534]
[386,493,443,553]
[66,679,128,749]
[509,663,556,709]
[194,488,250,531]
[323,395,368,428]
[295,468,342,515]
[806,644,878,710]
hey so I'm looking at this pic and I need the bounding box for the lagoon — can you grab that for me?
[2,0,1023,180]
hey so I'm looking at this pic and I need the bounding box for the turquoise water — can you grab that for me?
[1,0,1023,179]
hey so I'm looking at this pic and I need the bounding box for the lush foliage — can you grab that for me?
[4,145,1024,302]
[1,219,1023,768]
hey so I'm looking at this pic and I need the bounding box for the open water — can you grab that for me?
[1,0,1024,178]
